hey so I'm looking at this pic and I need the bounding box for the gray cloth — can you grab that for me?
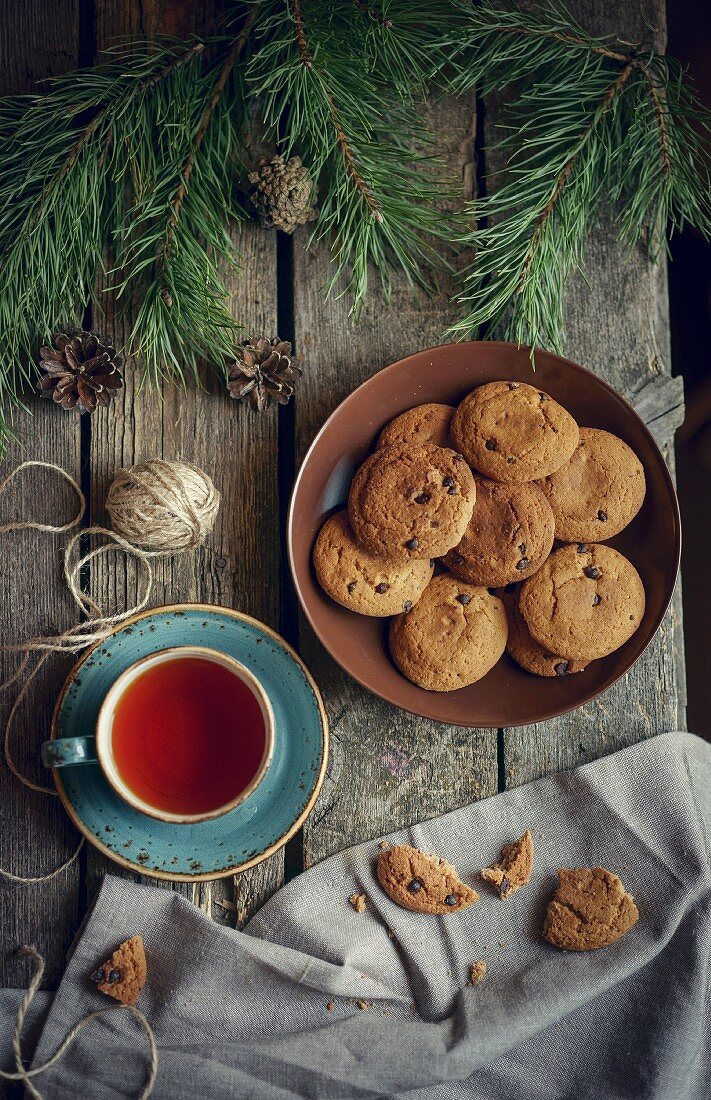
[2,731,709,1099]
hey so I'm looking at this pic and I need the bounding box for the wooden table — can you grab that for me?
[0,0,686,993]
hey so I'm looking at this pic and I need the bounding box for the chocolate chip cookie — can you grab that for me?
[389,575,508,691]
[543,868,639,951]
[450,381,579,482]
[376,844,479,914]
[377,403,455,451]
[313,510,434,617]
[519,543,645,661]
[537,427,646,541]
[90,935,147,1006]
[501,583,588,678]
[443,477,554,586]
[348,443,476,562]
[481,830,534,898]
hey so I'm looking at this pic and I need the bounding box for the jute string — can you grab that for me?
[0,946,158,1099]
[0,458,219,882]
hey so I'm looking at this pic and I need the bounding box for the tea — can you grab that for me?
[111,656,267,815]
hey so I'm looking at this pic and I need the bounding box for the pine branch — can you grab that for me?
[248,0,456,314]
[0,38,215,445]
[447,1,711,355]
[159,11,259,290]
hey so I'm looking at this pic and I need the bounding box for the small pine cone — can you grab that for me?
[227,337,302,412]
[38,329,123,415]
[248,155,317,234]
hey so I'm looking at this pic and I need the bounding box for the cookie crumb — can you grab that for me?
[356,1000,370,1010]
[378,840,389,849]
[469,961,487,986]
[326,1001,335,1011]
[348,893,367,913]
[481,830,534,899]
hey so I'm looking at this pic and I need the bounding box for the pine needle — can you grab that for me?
[445,0,711,354]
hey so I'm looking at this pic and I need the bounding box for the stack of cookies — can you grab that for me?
[313,381,647,692]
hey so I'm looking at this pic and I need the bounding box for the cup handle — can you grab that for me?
[41,736,97,769]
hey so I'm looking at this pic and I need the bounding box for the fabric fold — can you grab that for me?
[2,730,705,1099]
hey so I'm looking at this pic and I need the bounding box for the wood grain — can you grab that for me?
[0,0,686,996]
[0,0,83,992]
[83,0,284,924]
[495,0,686,787]
[293,93,499,866]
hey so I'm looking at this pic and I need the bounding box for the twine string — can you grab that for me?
[0,461,85,534]
[0,947,158,1099]
[0,458,219,884]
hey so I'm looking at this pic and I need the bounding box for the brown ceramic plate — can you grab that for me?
[288,342,681,728]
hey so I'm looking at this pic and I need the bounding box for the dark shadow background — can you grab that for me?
[668,0,711,741]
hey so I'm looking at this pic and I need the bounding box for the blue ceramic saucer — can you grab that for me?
[50,605,329,881]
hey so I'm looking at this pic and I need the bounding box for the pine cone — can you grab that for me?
[38,329,123,414]
[248,155,317,234]
[227,337,302,412]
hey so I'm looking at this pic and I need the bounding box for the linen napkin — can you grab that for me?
[2,730,709,1099]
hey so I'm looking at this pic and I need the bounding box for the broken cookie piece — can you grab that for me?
[468,961,487,986]
[90,934,147,1006]
[376,844,479,914]
[543,868,639,951]
[481,830,534,899]
[349,893,368,913]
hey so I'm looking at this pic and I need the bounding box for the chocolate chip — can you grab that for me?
[442,475,455,488]
[539,392,548,401]
[403,600,413,612]
[347,581,357,593]
[508,382,519,390]
[407,879,422,893]
[504,582,517,593]
[485,439,497,451]
[375,582,389,593]
[554,661,570,676]
[107,969,122,985]
[414,492,430,504]
[90,968,105,984]
[592,594,601,606]
[405,538,419,551]
[584,565,600,579]
[430,520,440,528]
[506,457,516,464]
[456,593,472,605]
[500,876,511,896]
[516,557,530,570]
[444,894,457,906]
[577,543,589,553]
[597,509,608,522]
[447,485,456,495]
[518,543,526,554]
[454,453,465,462]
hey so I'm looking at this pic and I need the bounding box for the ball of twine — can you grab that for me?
[106,458,220,553]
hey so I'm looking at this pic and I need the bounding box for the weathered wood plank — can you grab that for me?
[84,0,284,925]
[293,94,499,866]
[0,0,82,990]
[500,0,685,787]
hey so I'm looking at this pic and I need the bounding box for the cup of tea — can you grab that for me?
[41,646,274,823]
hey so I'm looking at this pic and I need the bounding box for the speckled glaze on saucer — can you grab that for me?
[49,605,328,881]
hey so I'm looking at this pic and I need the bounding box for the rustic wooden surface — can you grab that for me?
[0,0,685,999]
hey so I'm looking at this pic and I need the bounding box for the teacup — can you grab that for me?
[41,646,274,824]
